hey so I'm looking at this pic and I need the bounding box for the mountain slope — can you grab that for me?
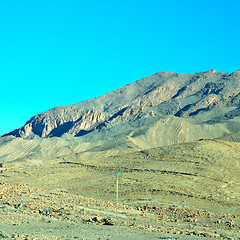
[3,69,240,140]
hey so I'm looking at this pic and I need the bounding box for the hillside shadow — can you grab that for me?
[48,122,75,137]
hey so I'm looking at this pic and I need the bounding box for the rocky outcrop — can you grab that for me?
[7,107,108,138]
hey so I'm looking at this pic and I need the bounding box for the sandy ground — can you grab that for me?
[0,139,240,239]
[0,181,232,240]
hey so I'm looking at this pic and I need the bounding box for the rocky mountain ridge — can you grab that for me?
[3,69,240,140]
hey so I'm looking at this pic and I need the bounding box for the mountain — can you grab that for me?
[1,69,240,164]
[4,69,240,140]
[1,70,240,239]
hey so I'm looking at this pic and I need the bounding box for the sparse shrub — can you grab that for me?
[0,231,8,238]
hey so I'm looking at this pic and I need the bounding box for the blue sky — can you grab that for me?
[0,0,240,135]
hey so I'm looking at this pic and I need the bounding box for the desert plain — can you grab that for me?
[0,137,239,239]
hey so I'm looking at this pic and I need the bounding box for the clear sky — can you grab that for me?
[0,0,240,135]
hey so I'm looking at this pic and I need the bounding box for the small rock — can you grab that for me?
[92,216,102,222]
[103,218,114,225]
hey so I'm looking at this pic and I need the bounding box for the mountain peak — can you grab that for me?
[196,69,217,74]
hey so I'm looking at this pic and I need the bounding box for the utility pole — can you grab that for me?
[115,171,120,216]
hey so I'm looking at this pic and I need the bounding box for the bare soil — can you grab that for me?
[0,139,240,239]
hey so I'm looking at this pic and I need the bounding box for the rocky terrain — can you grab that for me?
[3,69,240,142]
[0,138,239,239]
[0,70,240,239]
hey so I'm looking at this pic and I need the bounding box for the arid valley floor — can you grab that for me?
[0,138,239,239]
